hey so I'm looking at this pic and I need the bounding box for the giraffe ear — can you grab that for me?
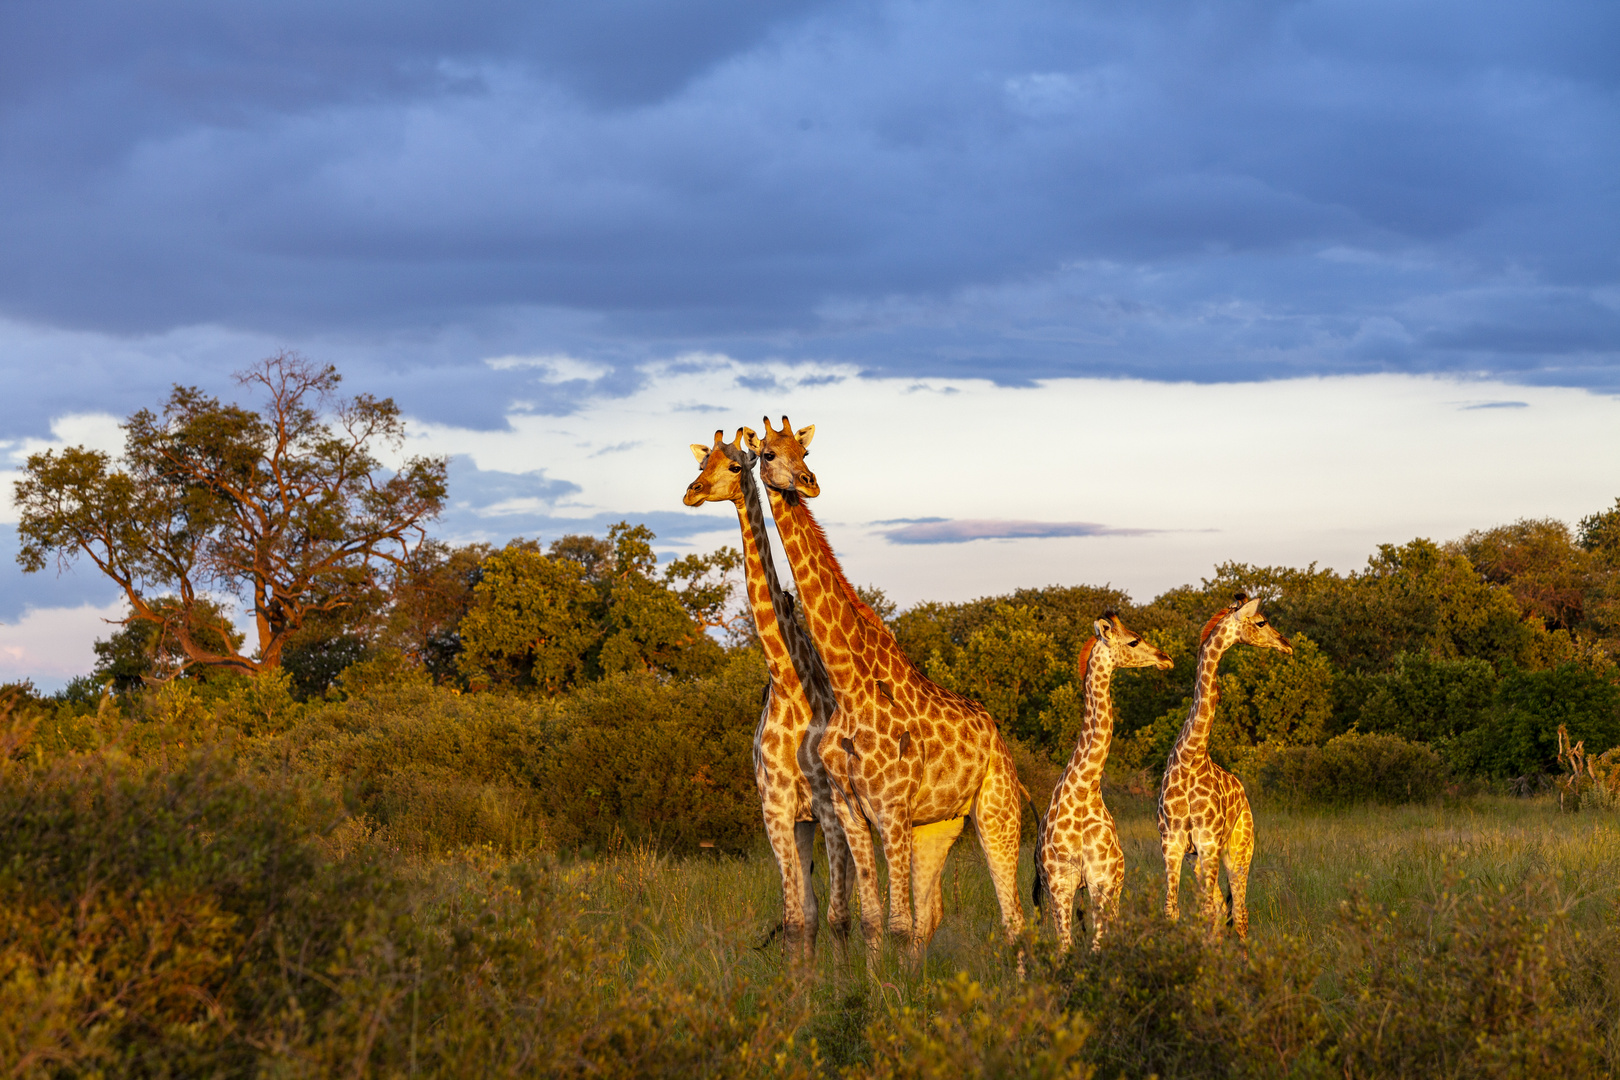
[1237,597,1261,620]
[742,428,762,453]
[1093,618,1111,640]
[690,443,709,463]
[796,424,815,448]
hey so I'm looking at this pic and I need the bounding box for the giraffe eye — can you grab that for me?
[1128,639,1140,647]
[1255,619,1267,627]
[763,452,776,461]
[728,465,742,473]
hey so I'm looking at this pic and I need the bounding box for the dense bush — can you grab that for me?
[1256,731,1447,806]
[0,712,814,1078]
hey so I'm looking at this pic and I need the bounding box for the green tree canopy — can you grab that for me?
[13,353,447,676]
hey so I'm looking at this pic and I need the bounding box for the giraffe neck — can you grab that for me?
[734,468,801,686]
[1074,647,1116,779]
[765,487,886,687]
[1170,627,1235,765]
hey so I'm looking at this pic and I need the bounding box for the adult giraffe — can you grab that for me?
[683,428,854,959]
[1158,593,1292,940]
[751,416,1027,960]
[1034,610,1172,952]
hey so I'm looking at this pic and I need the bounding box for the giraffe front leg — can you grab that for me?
[828,786,885,961]
[879,813,916,946]
[1088,835,1125,951]
[762,797,809,957]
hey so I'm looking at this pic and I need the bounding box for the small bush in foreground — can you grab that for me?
[1257,731,1446,805]
[1334,871,1603,1078]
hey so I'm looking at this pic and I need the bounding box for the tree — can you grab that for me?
[14,353,447,676]
[456,524,725,693]
[91,596,246,691]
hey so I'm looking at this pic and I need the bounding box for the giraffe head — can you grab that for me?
[1205,593,1294,655]
[683,428,756,506]
[1094,610,1174,670]
[749,415,819,498]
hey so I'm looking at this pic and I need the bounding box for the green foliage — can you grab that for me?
[13,353,446,676]
[92,596,245,691]
[540,650,765,853]
[1044,903,1331,1079]
[1208,633,1336,772]
[1354,652,1498,744]
[858,971,1092,1080]
[1334,871,1603,1078]
[1257,732,1448,806]
[0,711,812,1077]
[458,526,723,694]
[457,539,601,692]
[1452,662,1620,779]
[927,604,1066,745]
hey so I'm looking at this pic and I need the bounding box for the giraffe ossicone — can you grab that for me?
[1035,611,1172,952]
[1157,592,1292,941]
[683,425,853,961]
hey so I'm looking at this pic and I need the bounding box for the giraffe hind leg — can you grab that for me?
[795,820,820,952]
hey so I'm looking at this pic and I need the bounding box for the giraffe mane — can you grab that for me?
[1198,607,1229,647]
[1075,636,1098,676]
[791,500,885,630]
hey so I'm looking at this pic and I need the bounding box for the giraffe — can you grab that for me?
[749,416,1028,961]
[683,428,854,960]
[1157,593,1292,940]
[1033,610,1173,952]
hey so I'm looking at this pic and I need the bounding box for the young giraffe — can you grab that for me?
[683,428,854,959]
[750,417,1028,960]
[1158,593,1292,940]
[1033,611,1173,952]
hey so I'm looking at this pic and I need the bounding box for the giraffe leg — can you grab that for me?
[1088,831,1125,951]
[1161,829,1188,923]
[1045,861,1081,954]
[818,806,855,946]
[878,812,917,946]
[970,753,1028,945]
[1224,798,1255,942]
[794,820,819,954]
[828,788,885,961]
[909,816,966,954]
[1194,842,1224,939]
[762,794,810,959]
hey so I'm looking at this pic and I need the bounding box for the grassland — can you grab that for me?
[544,793,1620,1071]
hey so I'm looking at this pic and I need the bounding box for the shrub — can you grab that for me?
[1333,871,1604,1078]
[541,650,763,853]
[1040,902,1330,1079]
[1257,731,1446,806]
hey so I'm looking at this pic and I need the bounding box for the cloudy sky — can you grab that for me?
[1,0,1618,686]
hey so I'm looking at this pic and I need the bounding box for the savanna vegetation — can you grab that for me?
[6,358,1620,1075]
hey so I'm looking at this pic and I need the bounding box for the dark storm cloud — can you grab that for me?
[1,0,1617,428]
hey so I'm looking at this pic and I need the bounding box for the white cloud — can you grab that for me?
[484,354,610,383]
[406,362,1620,606]
[0,412,126,524]
[0,599,125,690]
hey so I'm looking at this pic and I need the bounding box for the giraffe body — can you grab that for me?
[1034,613,1172,951]
[1157,594,1291,940]
[684,430,853,959]
[751,418,1027,960]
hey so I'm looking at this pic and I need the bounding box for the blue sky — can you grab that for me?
[1,1,1618,683]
